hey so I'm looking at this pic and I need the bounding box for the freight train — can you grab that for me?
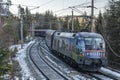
[45,30,107,71]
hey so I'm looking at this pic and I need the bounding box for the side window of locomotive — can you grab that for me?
[95,38,104,50]
[85,38,105,50]
[85,38,92,50]
[78,39,85,51]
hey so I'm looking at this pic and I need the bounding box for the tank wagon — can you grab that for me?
[45,30,107,71]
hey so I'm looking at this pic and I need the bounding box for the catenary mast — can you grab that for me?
[0,0,11,16]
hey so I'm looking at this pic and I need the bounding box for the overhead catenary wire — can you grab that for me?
[11,0,106,16]
[94,0,107,4]
[56,0,89,11]
[53,0,92,14]
[70,1,91,8]
[11,4,37,7]
[54,0,105,17]
[11,0,55,10]
[30,0,55,10]
[53,8,70,13]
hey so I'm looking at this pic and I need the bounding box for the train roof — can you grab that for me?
[46,30,103,39]
[46,30,56,35]
[76,32,103,38]
[54,31,103,38]
[54,32,75,38]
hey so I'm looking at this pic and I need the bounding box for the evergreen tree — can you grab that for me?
[104,0,120,63]
[95,11,103,34]
[62,16,69,30]
[24,7,32,29]
[23,7,32,40]
[44,10,58,29]
[0,48,11,76]
[74,18,80,31]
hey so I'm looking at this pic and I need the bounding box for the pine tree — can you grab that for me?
[95,11,103,34]
[44,10,58,29]
[24,7,32,29]
[104,0,120,63]
[74,18,80,31]
[23,7,32,40]
[0,48,11,76]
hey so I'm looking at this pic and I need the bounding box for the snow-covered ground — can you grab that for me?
[10,41,36,80]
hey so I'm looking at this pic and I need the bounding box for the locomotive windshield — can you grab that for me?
[77,37,105,51]
[84,38,105,50]
[77,39,85,51]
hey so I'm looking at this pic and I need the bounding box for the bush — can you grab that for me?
[0,48,11,76]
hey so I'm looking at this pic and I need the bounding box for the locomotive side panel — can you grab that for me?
[58,37,72,58]
[52,32,76,58]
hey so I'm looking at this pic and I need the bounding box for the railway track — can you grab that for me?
[28,41,70,80]
[88,72,114,80]
[39,41,94,80]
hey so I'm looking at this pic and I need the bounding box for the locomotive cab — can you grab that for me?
[76,37,105,58]
[75,32,107,71]
[45,30,107,71]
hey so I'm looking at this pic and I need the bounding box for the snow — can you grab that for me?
[10,40,36,80]
[92,74,113,80]
[0,74,10,79]
[14,76,19,80]
[9,44,21,51]
[100,67,120,79]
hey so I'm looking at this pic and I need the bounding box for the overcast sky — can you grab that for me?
[10,0,108,16]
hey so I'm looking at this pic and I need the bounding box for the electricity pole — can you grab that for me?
[72,9,74,31]
[91,0,94,32]
[18,5,24,48]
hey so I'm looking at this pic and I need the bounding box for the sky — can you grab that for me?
[10,0,109,16]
